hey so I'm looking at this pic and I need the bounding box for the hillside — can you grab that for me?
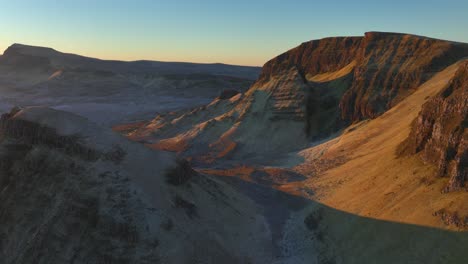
[0,107,273,263]
[284,59,468,229]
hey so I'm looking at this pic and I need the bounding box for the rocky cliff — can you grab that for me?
[340,32,468,122]
[258,32,468,122]
[398,61,467,192]
[256,36,362,85]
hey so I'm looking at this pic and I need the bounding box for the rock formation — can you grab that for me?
[398,61,467,192]
[124,32,468,162]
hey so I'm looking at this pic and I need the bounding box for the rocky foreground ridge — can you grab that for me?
[0,107,273,263]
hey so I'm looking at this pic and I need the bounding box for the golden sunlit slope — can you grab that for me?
[286,59,468,230]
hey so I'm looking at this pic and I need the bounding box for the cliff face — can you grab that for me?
[253,37,362,139]
[257,36,362,84]
[258,32,468,123]
[340,32,468,122]
[398,61,468,192]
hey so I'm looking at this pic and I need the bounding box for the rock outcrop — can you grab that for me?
[398,61,467,192]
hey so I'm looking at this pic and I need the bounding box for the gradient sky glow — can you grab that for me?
[1,0,467,66]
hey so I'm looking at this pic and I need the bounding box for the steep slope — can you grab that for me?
[0,44,260,125]
[398,61,467,192]
[284,59,468,229]
[340,32,468,122]
[256,36,362,84]
[122,32,468,163]
[0,107,273,263]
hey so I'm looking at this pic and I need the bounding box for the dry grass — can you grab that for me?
[288,60,468,230]
[306,61,356,82]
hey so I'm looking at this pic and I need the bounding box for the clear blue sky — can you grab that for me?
[0,0,467,66]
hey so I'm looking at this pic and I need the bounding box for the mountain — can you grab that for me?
[0,43,260,78]
[122,32,468,162]
[117,31,468,235]
[0,44,261,125]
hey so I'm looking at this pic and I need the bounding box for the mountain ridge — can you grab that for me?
[1,43,262,77]
[0,43,261,125]
[123,32,468,162]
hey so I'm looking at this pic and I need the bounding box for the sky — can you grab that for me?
[0,0,467,66]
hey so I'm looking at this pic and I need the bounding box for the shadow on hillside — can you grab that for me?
[218,176,468,264]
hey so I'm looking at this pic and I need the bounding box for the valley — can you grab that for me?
[0,32,467,263]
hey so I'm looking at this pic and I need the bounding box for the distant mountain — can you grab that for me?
[0,44,261,125]
[1,43,261,79]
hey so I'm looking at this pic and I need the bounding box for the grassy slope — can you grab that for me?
[284,60,468,230]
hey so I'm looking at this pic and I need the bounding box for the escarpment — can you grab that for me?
[256,36,362,84]
[258,32,468,123]
[398,61,468,192]
[124,32,468,162]
[340,32,468,122]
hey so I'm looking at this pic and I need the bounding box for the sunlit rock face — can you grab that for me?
[399,61,468,192]
[340,32,468,122]
[258,32,468,123]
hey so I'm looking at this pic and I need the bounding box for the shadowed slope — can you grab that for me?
[0,107,273,263]
[214,176,468,264]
